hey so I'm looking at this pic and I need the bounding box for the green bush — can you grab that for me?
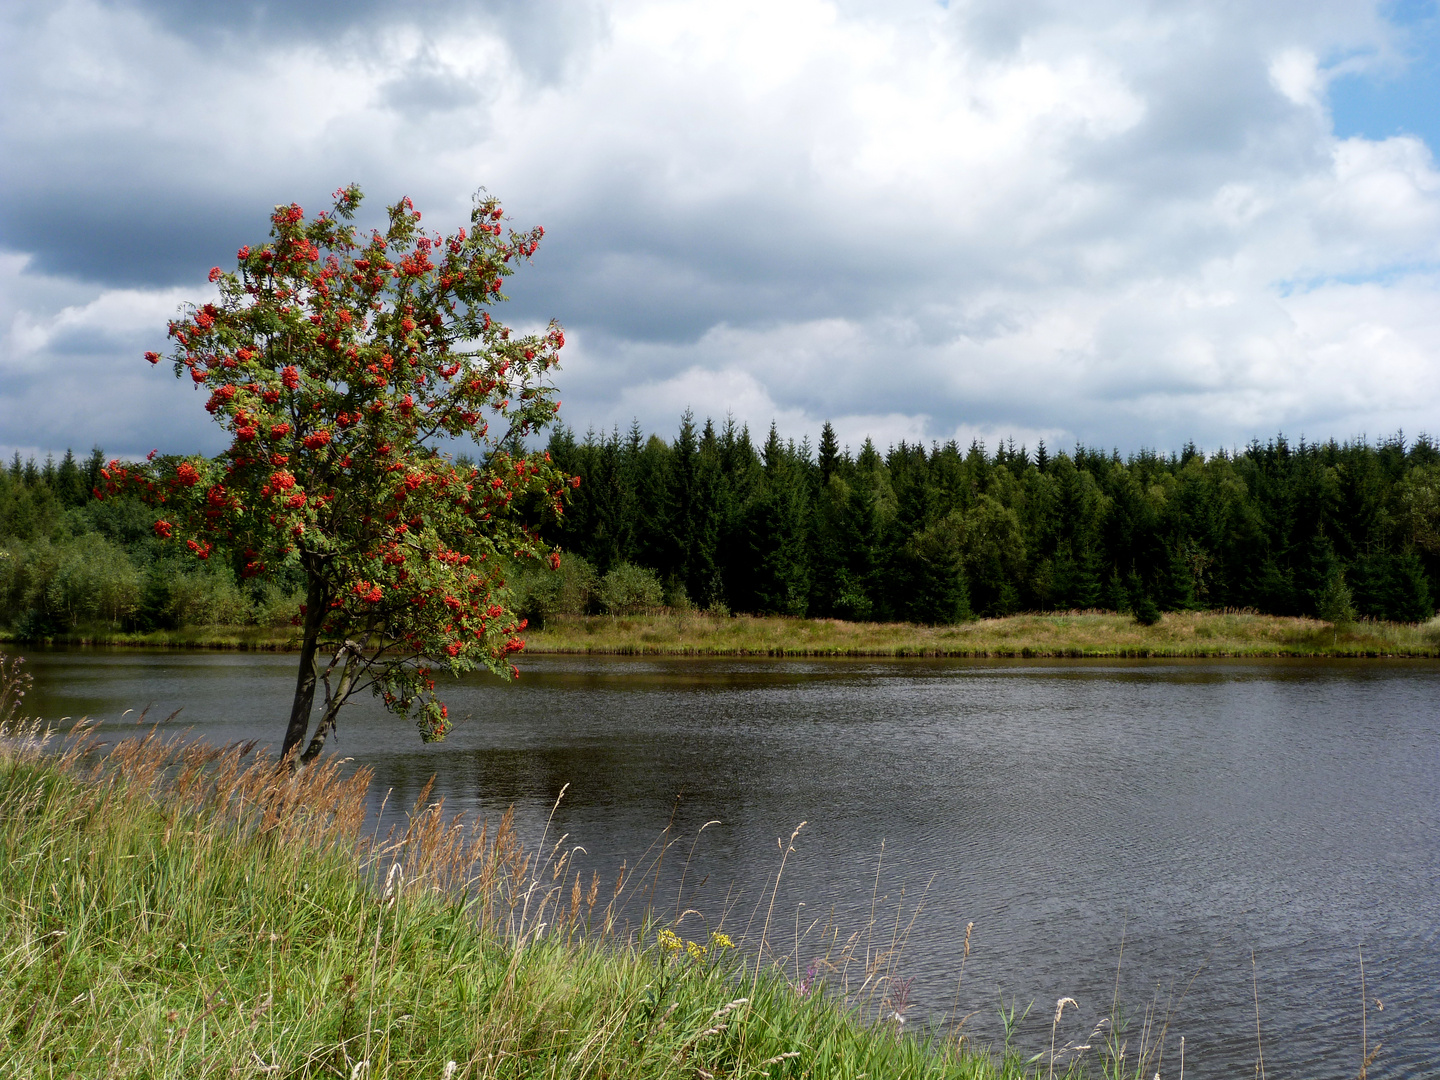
[508,553,598,623]
[252,581,304,628]
[663,574,693,611]
[0,532,310,636]
[1315,568,1356,625]
[1132,593,1162,626]
[0,536,141,632]
[598,561,664,615]
[165,564,253,627]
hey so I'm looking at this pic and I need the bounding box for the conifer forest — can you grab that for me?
[3,419,1439,636]
[543,416,1439,625]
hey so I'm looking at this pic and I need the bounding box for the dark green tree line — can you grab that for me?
[7,424,1440,634]
[1,448,305,636]
[544,420,1440,624]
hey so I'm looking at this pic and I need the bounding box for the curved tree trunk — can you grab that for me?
[280,566,331,764]
[300,647,357,765]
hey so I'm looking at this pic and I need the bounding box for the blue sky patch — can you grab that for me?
[1329,0,1440,152]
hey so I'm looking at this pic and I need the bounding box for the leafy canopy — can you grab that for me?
[102,185,575,747]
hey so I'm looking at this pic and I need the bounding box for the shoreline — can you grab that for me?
[5,609,1439,658]
[2,727,1024,1077]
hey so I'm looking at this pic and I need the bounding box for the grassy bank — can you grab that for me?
[0,714,1096,1079]
[0,625,300,650]
[522,610,1440,658]
[7,610,1440,658]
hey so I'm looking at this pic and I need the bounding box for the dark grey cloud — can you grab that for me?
[3,354,226,459]
[0,0,604,286]
[381,64,492,116]
[101,0,395,37]
[100,0,607,80]
[0,186,265,287]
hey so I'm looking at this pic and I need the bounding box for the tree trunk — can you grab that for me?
[299,704,339,765]
[300,649,356,764]
[280,568,330,763]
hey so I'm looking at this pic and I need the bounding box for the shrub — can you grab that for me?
[0,536,142,633]
[662,574,693,611]
[1132,592,1162,626]
[598,561,663,615]
[165,565,252,627]
[1315,568,1356,625]
[252,581,304,628]
[509,553,598,623]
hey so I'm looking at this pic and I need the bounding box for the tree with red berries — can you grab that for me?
[105,185,575,765]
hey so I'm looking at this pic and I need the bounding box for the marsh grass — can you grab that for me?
[0,683,1084,1078]
[10,610,1440,658]
[0,625,300,650]
[520,610,1440,659]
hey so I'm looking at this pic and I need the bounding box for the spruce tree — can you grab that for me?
[818,421,840,485]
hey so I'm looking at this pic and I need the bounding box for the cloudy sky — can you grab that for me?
[2,0,1438,461]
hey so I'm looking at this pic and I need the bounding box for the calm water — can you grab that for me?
[18,649,1440,1077]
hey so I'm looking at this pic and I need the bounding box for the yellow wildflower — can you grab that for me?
[656,928,682,953]
[709,932,735,950]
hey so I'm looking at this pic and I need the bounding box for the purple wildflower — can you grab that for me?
[885,976,914,1026]
[796,961,818,997]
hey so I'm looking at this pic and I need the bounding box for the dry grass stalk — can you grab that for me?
[1356,945,1383,1080]
[1252,947,1266,1080]
[1049,997,1078,1080]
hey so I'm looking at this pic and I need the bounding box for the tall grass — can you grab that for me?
[521,609,1440,658]
[0,625,300,650]
[0,666,1087,1078]
[10,609,1440,659]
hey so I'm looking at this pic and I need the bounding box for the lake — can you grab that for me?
[17,648,1440,1077]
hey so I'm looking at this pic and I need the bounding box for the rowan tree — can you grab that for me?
[102,185,576,764]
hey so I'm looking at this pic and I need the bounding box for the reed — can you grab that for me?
[0,625,300,650]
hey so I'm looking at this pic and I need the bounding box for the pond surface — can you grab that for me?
[18,648,1440,1078]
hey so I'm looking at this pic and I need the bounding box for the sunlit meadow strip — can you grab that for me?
[9,609,1440,658]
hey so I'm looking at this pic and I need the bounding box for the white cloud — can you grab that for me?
[0,254,216,458]
[3,281,194,374]
[1270,47,1323,109]
[2,0,1438,458]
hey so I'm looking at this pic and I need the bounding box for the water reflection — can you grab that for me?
[20,649,1440,1078]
